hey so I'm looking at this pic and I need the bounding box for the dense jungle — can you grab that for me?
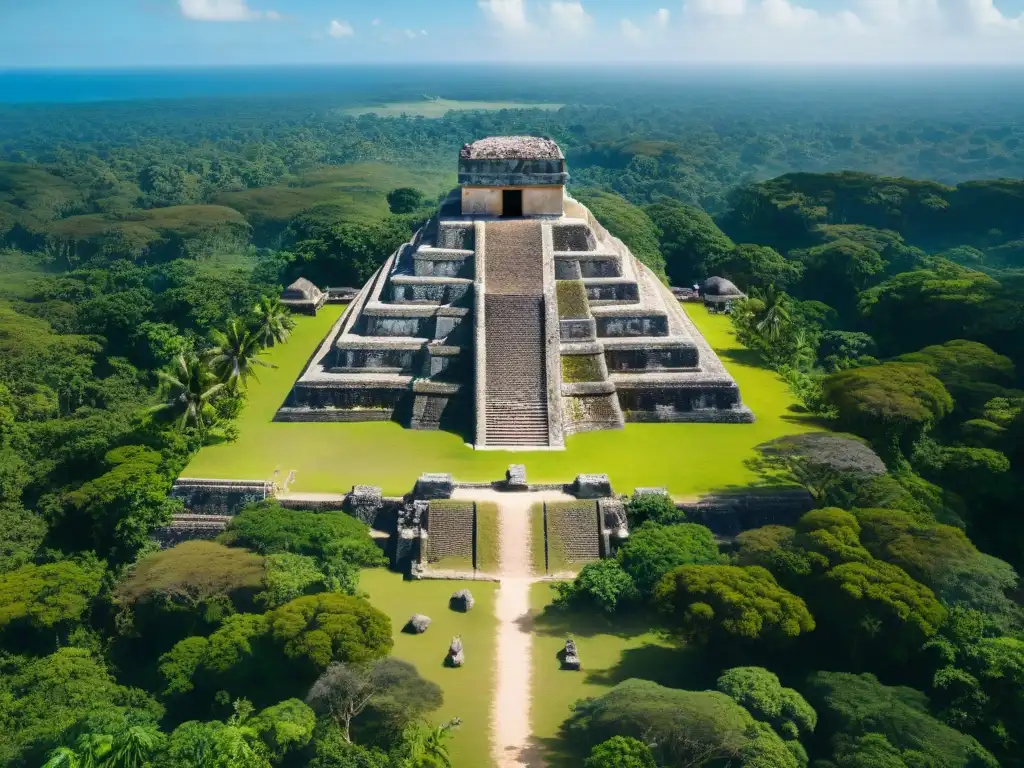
[1,72,1023,768]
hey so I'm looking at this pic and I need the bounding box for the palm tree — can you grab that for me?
[43,734,113,768]
[151,354,224,433]
[755,284,791,343]
[209,318,271,389]
[402,718,461,768]
[111,725,162,768]
[252,296,295,348]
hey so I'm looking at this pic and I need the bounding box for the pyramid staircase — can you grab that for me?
[482,220,551,447]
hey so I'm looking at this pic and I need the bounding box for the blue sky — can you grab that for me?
[4,0,1024,68]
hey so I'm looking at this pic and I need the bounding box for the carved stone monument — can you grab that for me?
[561,638,581,670]
[445,636,465,667]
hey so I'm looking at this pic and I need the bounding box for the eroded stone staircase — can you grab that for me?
[483,221,551,446]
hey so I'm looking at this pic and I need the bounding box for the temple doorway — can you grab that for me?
[501,189,523,218]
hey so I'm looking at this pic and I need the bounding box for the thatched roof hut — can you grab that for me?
[701,276,745,311]
[281,277,326,315]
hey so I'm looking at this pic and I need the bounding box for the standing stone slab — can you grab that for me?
[505,464,528,490]
[445,636,465,667]
[571,473,613,499]
[561,638,581,670]
[346,485,383,526]
[414,473,455,500]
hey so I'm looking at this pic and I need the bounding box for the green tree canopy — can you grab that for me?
[805,671,998,768]
[823,363,953,459]
[0,648,163,767]
[0,558,104,643]
[716,666,817,742]
[654,564,815,645]
[267,592,393,671]
[706,243,803,292]
[616,522,721,597]
[645,200,735,285]
[553,559,637,613]
[584,736,657,768]
[565,678,799,768]
[819,559,947,663]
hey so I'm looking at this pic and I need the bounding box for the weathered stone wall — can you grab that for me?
[170,479,272,516]
[606,346,698,371]
[523,186,564,216]
[617,385,754,423]
[563,394,624,435]
[552,224,596,252]
[424,501,475,563]
[585,283,640,303]
[391,282,470,305]
[597,315,669,337]
[546,501,601,564]
[681,489,814,536]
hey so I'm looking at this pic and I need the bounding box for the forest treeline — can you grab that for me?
[0,92,1023,767]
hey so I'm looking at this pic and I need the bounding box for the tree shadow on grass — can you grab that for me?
[525,604,666,641]
[581,642,713,690]
[719,347,765,368]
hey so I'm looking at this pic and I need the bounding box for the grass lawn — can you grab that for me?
[342,99,564,118]
[183,304,820,496]
[360,569,498,768]
[475,502,500,573]
[527,583,712,767]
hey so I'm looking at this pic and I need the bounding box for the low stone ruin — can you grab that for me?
[394,500,428,573]
[599,499,630,556]
[415,473,455,500]
[561,638,581,670]
[571,473,613,499]
[403,614,432,634]
[446,636,465,667]
[505,464,527,490]
[449,589,475,612]
[346,485,383,526]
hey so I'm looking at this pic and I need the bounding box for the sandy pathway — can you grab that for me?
[451,489,572,768]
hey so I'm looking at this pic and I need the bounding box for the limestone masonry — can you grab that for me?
[276,136,753,446]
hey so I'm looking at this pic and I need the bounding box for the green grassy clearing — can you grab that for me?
[183,304,820,496]
[527,583,710,767]
[213,162,455,227]
[342,99,564,118]
[360,569,498,768]
[475,502,500,573]
[530,503,547,576]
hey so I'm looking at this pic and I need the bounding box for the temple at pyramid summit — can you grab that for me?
[276,136,754,447]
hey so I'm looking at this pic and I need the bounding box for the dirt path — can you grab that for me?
[451,489,572,768]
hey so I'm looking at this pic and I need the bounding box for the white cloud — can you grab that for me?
[621,18,644,42]
[761,0,819,27]
[685,0,747,18]
[403,28,429,39]
[550,1,594,36]
[372,18,381,26]
[951,0,1024,30]
[328,19,354,38]
[478,0,530,32]
[177,0,277,21]
[654,8,671,28]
